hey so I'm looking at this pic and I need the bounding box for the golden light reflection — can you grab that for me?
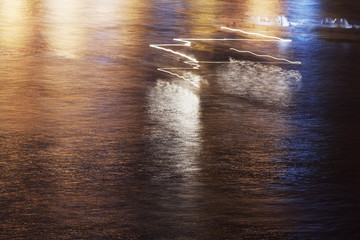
[245,0,284,36]
[0,0,47,133]
[83,0,132,56]
[0,0,30,49]
[43,1,88,59]
[246,0,281,19]
[43,0,148,59]
[186,0,221,36]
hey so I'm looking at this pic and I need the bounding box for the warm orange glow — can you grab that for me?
[246,0,281,18]
[0,0,30,48]
[186,0,220,36]
[43,1,88,59]
[245,0,283,36]
[43,0,148,59]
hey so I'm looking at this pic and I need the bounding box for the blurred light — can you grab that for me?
[44,1,87,59]
[0,0,30,48]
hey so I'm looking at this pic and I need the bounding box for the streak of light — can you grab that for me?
[150,44,198,63]
[221,26,292,42]
[150,26,299,85]
[198,61,300,65]
[230,48,301,64]
[157,68,200,88]
[174,39,192,46]
[150,40,200,87]
[176,38,283,42]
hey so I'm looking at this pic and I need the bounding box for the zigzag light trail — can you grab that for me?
[221,26,292,42]
[149,44,199,65]
[175,38,284,42]
[149,42,200,87]
[230,48,301,65]
[149,27,300,86]
[157,68,200,87]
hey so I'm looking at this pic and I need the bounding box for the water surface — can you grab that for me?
[1,0,360,239]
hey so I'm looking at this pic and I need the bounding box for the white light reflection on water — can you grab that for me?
[145,77,202,235]
[217,59,302,106]
[147,77,202,178]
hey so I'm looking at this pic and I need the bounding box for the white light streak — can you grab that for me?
[157,68,200,87]
[197,61,299,65]
[176,38,282,42]
[174,38,192,46]
[150,41,201,87]
[150,26,300,85]
[149,44,198,64]
[230,48,301,65]
[221,26,292,42]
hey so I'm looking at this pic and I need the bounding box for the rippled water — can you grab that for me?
[1,0,360,239]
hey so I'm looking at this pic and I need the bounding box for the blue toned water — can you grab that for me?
[0,0,359,239]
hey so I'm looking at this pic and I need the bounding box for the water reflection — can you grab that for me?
[1,0,150,238]
[146,78,202,238]
[247,0,282,17]
[0,0,32,50]
[43,0,150,60]
[197,90,297,238]
[148,78,201,179]
[286,0,321,25]
[216,60,301,106]
[184,0,222,36]
[1,0,359,239]
[242,0,287,37]
[44,1,88,59]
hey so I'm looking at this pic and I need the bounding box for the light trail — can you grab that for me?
[221,26,292,42]
[150,39,201,87]
[230,48,301,65]
[149,44,199,65]
[176,38,282,42]
[198,61,300,65]
[157,68,200,88]
[150,26,299,86]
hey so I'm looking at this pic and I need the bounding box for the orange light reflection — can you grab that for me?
[0,0,31,49]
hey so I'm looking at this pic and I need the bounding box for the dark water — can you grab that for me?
[1,0,360,239]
